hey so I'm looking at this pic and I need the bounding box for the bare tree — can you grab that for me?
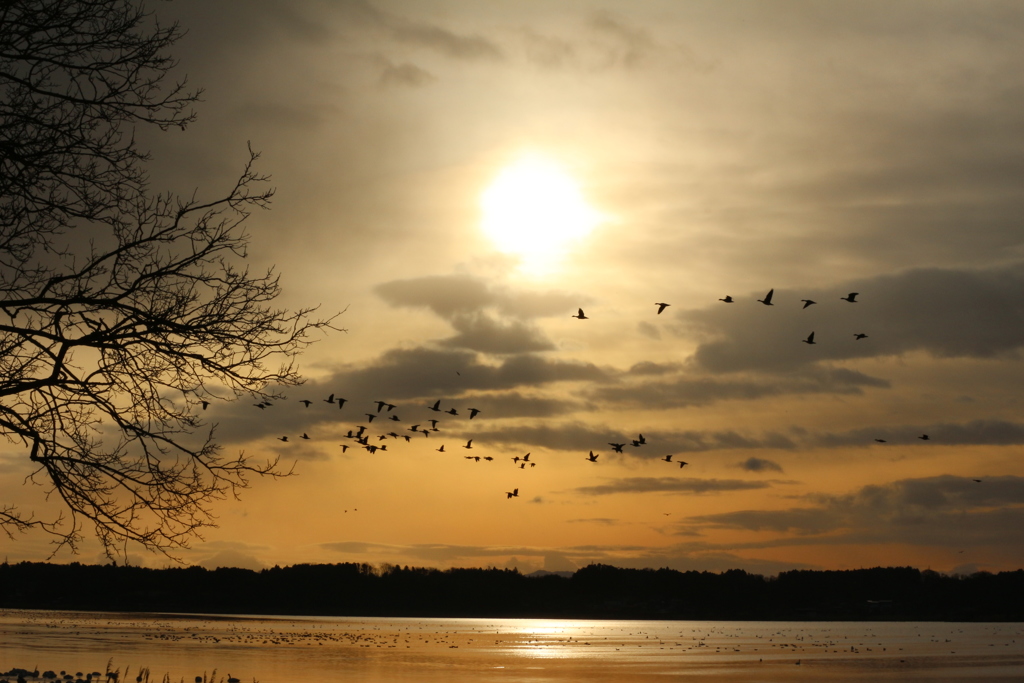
[0,0,338,557]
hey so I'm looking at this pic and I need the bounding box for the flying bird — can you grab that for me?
[463,439,473,449]
[637,434,646,445]
[608,443,625,453]
[678,461,688,468]
[973,479,982,483]
[324,393,335,404]
[429,400,442,412]
[200,400,210,410]
[854,333,868,340]
[374,400,388,413]
[365,413,376,422]
[339,445,349,452]
[436,445,445,453]
[337,398,347,408]
[801,299,816,309]
[484,456,493,461]
[389,414,400,421]
[446,408,459,416]
[661,455,673,463]
[299,400,312,407]
[874,439,887,443]
[428,419,439,430]
[468,408,481,419]
[802,331,816,345]
[253,403,267,409]
[277,436,288,442]
[918,434,930,440]
[586,451,599,462]
[522,453,530,462]
[572,308,588,319]
[300,433,310,440]
[841,292,859,302]
[655,303,670,314]
[757,289,774,306]
[719,295,734,303]
[506,488,519,499]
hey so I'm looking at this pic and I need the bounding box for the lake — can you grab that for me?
[2,609,1023,682]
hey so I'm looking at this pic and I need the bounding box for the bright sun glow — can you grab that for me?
[480,156,602,271]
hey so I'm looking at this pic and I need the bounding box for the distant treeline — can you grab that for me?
[2,562,1023,621]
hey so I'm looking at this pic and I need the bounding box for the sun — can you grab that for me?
[480,156,603,271]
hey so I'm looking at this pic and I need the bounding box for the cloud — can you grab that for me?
[575,477,772,496]
[817,419,1024,447]
[588,11,657,69]
[440,314,554,354]
[375,275,578,320]
[379,61,437,87]
[738,457,784,473]
[683,475,1024,551]
[684,263,1024,374]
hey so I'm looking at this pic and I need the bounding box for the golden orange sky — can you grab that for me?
[3,0,1024,575]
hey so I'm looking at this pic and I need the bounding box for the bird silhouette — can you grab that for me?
[572,308,588,319]
[409,424,420,431]
[337,397,347,408]
[484,456,493,461]
[340,444,349,452]
[757,289,774,305]
[300,433,310,440]
[428,419,440,429]
[389,414,400,421]
[678,460,688,468]
[854,333,868,340]
[446,408,459,416]
[200,400,210,410]
[429,400,442,412]
[436,445,445,453]
[324,393,335,404]
[254,403,266,409]
[802,331,816,344]
[365,413,376,422]
[608,442,625,452]
[468,408,481,419]
[801,299,816,309]
[874,439,887,443]
[587,451,599,462]
[463,439,473,449]
[299,400,312,407]
[374,400,388,413]
[918,434,930,440]
[973,479,982,483]
[522,453,530,461]
[662,455,673,462]
[519,462,526,469]
[719,295,734,303]
[506,488,519,499]
[278,436,288,442]
[655,303,670,314]
[841,292,859,302]
[637,433,646,445]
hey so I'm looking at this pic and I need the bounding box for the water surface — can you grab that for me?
[2,610,1022,682]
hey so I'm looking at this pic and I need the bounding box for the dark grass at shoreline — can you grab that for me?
[1,662,255,683]
[3,561,1024,621]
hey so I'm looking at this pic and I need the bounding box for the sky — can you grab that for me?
[4,0,1024,576]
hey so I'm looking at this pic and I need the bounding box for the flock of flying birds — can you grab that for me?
[230,287,969,500]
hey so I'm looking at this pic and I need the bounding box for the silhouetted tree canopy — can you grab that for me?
[0,0,336,557]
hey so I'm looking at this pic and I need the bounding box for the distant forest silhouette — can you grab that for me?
[2,562,1023,621]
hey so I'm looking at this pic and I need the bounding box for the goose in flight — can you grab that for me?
[655,303,670,314]
[389,414,400,421]
[468,408,481,419]
[436,445,445,453]
[608,443,625,453]
[802,331,816,345]
[874,439,887,443]
[841,292,859,302]
[463,439,473,449]
[339,444,349,452]
[637,433,646,445]
[854,333,868,340]
[365,413,377,422]
[572,308,588,319]
[201,400,210,410]
[484,456,493,461]
[522,453,530,462]
[278,436,289,442]
[299,400,312,407]
[428,419,440,430]
[586,451,599,462]
[337,397,347,408]
[719,295,734,303]
[661,455,673,463]
[324,393,335,404]
[678,460,688,468]
[506,488,519,499]
[446,408,459,416]
[374,400,388,413]
[757,289,774,306]
[801,299,816,309]
[429,400,442,412]
[253,402,267,409]
[918,434,930,440]
[300,433,310,440]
